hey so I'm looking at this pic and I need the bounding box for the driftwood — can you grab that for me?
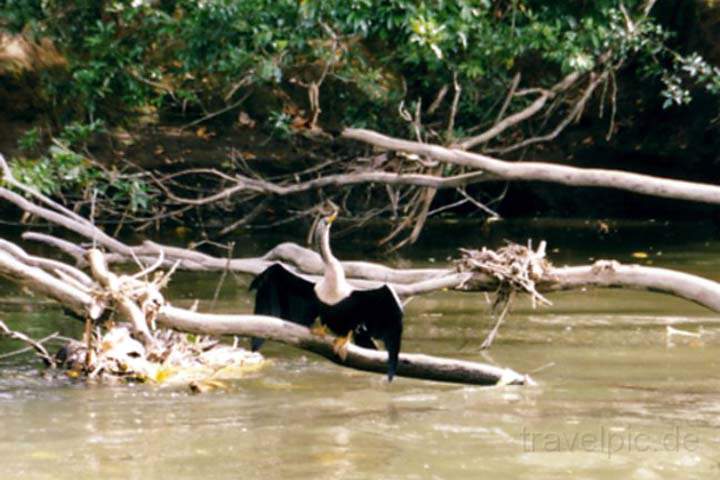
[0,240,530,386]
[160,306,527,385]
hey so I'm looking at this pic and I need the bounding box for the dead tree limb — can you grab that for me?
[0,239,530,386]
[342,128,720,205]
[159,306,529,385]
[0,249,94,315]
[544,261,720,312]
[490,71,609,154]
[153,168,490,207]
[19,227,720,315]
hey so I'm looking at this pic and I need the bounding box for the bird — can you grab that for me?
[249,211,404,381]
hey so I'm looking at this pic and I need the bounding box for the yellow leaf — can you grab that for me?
[153,367,179,384]
[631,252,648,259]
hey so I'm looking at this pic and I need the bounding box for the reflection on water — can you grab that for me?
[1,219,720,479]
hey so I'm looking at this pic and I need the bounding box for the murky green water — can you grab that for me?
[2,219,720,479]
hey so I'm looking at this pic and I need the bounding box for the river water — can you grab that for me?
[1,219,719,479]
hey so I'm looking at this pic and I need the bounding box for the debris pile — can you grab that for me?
[56,323,263,387]
[455,240,552,308]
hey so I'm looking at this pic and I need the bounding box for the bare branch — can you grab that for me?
[455,89,550,150]
[490,71,608,154]
[427,84,449,114]
[446,71,462,140]
[155,169,491,207]
[0,249,94,316]
[606,72,618,141]
[0,238,93,287]
[455,71,581,150]
[181,91,252,129]
[494,72,522,126]
[0,320,56,367]
[342,128,720,206]
[456,188,501,218]
[642,0,658,16]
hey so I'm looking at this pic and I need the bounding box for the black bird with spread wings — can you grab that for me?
[249,213,404,380]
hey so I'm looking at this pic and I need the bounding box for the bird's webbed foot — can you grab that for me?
[332,331,353,361]
[310,323,330,337]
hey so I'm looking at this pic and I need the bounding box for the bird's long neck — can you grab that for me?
[314,221,352,305]
[319,223,346,288]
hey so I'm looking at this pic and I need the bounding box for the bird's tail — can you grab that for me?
[383,328,402,382]
[249,272,269,350]
[248,274,262,291]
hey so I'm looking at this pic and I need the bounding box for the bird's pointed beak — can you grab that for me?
[326,211,338,224]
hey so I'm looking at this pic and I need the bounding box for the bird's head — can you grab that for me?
[323,210,338,225]
[312,204,339,247]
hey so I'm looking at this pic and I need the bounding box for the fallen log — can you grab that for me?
[159,306,529,386]
[342,128,720,206]
[544,261,720,312]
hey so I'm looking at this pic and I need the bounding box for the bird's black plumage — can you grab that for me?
[249,263,319,351]
[249,263,404,380]
[318,284,403,380]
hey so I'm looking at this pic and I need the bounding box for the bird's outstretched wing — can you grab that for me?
[249,263,320,351]
[345,285,404,381]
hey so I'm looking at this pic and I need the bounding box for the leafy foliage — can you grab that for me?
[3,0,717,135]
[12,121,155,214]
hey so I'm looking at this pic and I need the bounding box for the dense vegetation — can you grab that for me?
[5,1,717,127]
[1,0,719,235]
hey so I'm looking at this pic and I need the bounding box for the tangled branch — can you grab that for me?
[0,237,530,386]
[456,240,552,309]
